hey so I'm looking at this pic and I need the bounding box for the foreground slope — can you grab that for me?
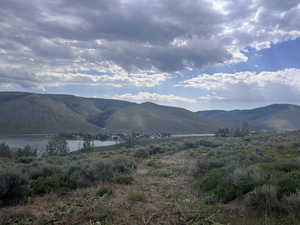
[198,104,300,131]
[106,102,221,134]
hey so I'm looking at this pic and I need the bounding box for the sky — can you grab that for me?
[0,0,300,111]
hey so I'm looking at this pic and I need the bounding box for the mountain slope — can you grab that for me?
[0,92,221,135]
[106,102,221,134]
[198,104,300,131]
[0,92,133,134]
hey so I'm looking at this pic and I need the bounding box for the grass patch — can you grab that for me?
[127,192,146,202]
[96,187,113,197]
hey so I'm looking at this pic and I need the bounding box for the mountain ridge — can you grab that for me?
[198,104,300,131]
[0,91,300,134]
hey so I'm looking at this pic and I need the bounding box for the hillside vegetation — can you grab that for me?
[1,131,300,224]
[1,92,300,134]
[0,92,221,135]
[198,104,300,131]
[0,92,133,134]
[106,102,221,134]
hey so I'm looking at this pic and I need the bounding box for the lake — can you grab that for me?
[0,136,117,153]
[171,133,215,137]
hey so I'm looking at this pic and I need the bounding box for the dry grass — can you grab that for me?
[0,150,200,225]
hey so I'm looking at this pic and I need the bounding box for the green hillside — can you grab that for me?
[198,104,300,131]
[0,94,98,134]
[2,92,299,134]
[0,92,133,134]
[106,102,221,134]
[0,92,221,135]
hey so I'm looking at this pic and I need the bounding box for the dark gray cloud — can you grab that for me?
[0,0,300,89]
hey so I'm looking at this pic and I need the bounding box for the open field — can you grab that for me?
[1,131,300,225]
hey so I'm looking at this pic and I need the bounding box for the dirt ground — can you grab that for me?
[0,151,203,225]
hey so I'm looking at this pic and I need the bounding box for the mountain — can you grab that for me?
[0,92,134,134]
[198,104,300,131]
[0,92,220,135]
[105,102,221,134]
[2,91,298,134]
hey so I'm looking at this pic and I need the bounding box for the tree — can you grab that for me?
[82,137,94,152]
[124,133,136,148]
[16,145,37,158]
[0,143,12,158]
[45,136,69,156]
[233,122,250,137]
[216,128,230,137]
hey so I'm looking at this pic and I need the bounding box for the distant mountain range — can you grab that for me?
[0,92,299,134]
[198,104,300,132]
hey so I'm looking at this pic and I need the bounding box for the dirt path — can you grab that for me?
[109,151,199,225]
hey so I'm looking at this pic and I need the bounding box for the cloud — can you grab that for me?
[0,63,170,89]
[0,0,300,90]
[113,92,196,105]
[179,68,300,103]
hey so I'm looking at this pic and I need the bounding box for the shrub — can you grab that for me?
[30,172,77,195]
[112,175,134,185]
[97,187,113,197]
[247,185,281,214]
[184,141,199,149]
[227,166,268,196]
[148,145,162,155]
[195,169,225,192]
[213,183,236,202]
[146,160,161,168]
[198,140,220,148]
[128,192,146,202]
[272,160,300,172]
[0,170,27,206]
[194,159,224,176]
[16,157,36,164]
[111,157,136,174]
[195,166,269,203]
[93,161,114,182]
[28,164,60,180]
[202,193,218,205]
[282,191,300,213]
[68,165,94,187]
[69,160,115,186]
[133,149,150,158]
[277,172,300,198]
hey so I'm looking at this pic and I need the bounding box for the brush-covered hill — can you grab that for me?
[0,92,221,135]
[198,104,300,131]
[105,102,221,134]
[0,92,134,134]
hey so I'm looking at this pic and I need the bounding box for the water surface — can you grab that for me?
[0,136,117,153]
[171,134,215,137]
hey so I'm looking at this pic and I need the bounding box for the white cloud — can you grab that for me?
[198,94,226,101]
[0,63,170,89]
[0,0,300,92]
[179,68,300,103]
[113,92,196,104]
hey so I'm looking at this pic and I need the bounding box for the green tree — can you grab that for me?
[82,137,94,152]
[0,143,12,158]
[16,145,37,158]
[45,136,69,156]
[216,128,230,137]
